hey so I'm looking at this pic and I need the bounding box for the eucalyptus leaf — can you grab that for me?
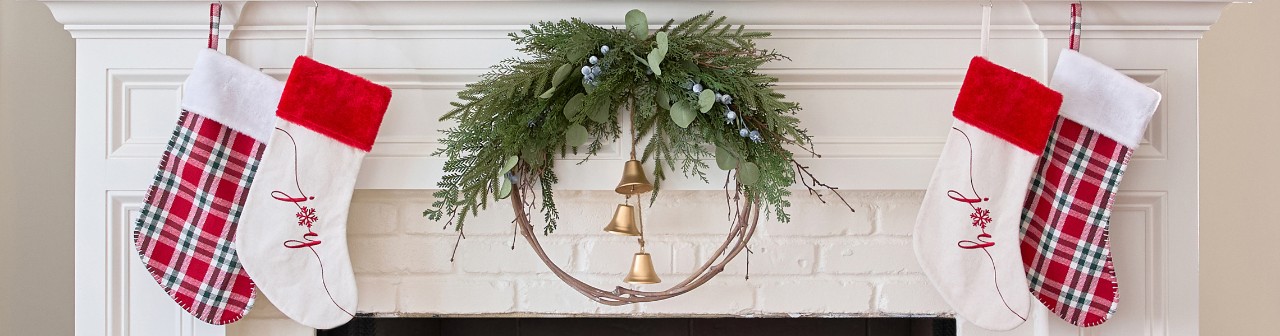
[552,63,572,87]
[631,52,650,66]
[496,177,512,199]
[565,124,589,147]
[589,102,610,123]
[500,155,518,174]
[646,49,664,77]
[669,101,696,128]
[563,93,586,119]
[715,146,738,171]
[539,87,556,99]
[655,31,669,52]
[698,89,716,113]
[625,9,648,39]
[657,90,671,110]
[584,81,596,94]
[738,162,761,185]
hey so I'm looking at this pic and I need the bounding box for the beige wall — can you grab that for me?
[0,0,76,335]
[1199,1,1280,335]
[0,1,1270,335]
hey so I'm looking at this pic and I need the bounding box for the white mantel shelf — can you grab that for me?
[48,1,1225,336]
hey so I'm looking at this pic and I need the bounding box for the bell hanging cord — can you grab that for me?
[634,194,646,251]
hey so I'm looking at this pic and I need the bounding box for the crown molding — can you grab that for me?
[43,1,1232,40]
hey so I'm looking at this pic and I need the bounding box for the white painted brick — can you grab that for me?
[356,276,399,312]
[756,280,873,314]
[531,190,630,235]
[348,201,398,235]
[399,201,441,235]
[669,241,701,275]
[703,240,815,275]
[455,237,574,274]
[227,187,948,323]
[349,236,454,274]
[819,240,920,274]
[577,238,674,275]
[515,276,636,314]
[403,194,535,236]
[225,318,313,336]
[878,280,951,314]
[399,278,516,313]
[643,191,744,235]
[875,192,924,235]
[760,195,873,237]
[637,280,754,314]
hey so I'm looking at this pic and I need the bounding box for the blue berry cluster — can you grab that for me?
[582,45,609,87]
[688,81,760,144]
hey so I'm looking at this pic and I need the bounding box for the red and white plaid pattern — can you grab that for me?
[1020,116,1124,327]
[1068,3,1082,51]
[208,3,222,50]
[134,110,262,325]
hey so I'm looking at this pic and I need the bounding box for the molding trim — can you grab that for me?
[43,1,1233,40]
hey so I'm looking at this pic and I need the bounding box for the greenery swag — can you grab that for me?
[425,10,852,234]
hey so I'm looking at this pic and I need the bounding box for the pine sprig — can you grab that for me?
[427,10,852,234]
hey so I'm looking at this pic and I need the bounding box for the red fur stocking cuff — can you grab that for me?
[953,57,1062,154]
[277,56,393,152]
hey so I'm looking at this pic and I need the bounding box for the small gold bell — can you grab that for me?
[603,204,641,236]
[623,252,662,284]
[615,160,654,195]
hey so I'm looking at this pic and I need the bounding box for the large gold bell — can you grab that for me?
[623,252,662,284]
[603,204,641,236]
[615,160,654,195]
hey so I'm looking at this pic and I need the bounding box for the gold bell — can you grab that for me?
[603,204,641,236]
[623,252,662,284]
[615,160,654,195]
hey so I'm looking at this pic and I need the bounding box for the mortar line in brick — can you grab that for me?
[868,203,885,235]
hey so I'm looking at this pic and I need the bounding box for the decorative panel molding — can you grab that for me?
[1119,70,1169,160]
[107,70,187,159]
[107,192,221,336]
[1106,193,1168,336]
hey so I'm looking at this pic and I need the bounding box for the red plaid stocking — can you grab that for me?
[1020,49,1160,327]
[133,48,283,325]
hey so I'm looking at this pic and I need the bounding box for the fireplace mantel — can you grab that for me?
[47,1,1226,336]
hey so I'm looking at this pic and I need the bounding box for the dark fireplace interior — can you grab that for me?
[318,317,956,336]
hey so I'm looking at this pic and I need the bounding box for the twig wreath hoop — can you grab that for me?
[426,10,853,304]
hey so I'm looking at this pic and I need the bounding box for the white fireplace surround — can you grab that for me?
[47,1,1226,336]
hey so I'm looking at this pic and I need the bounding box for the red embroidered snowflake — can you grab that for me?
[296,206,318,228]
[970,207,992,229]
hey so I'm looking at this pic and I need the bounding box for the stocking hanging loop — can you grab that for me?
[303,2,318,57]
[979,2,992,57]
[1069,2,1083,51]
[207,2,222,50]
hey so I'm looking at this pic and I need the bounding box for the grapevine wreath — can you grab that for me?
[425,10,853,304]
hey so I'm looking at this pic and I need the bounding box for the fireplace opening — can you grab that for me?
[318,317,956,336]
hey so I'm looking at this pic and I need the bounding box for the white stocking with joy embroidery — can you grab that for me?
[236,56,391,329]
[912,57,1061,331]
